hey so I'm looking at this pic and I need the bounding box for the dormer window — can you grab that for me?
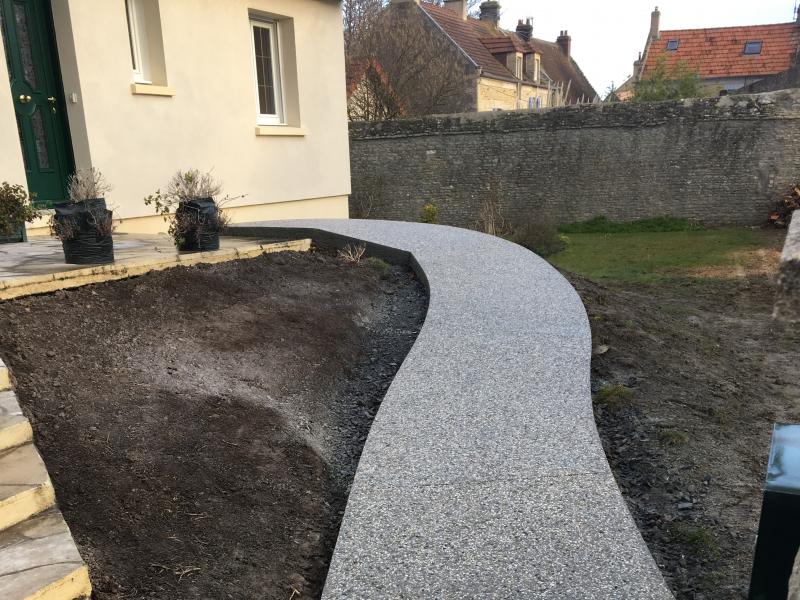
[666,39,679,51]
[515,55,523,79]
[744,41,763,55]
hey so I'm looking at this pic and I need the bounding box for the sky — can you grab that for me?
[493,0,797,97]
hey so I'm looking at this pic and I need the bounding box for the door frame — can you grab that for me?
[1,0,75,208]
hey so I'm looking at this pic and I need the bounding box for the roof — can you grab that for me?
[419,3,597,103]
[643,22,800,79]
[532,37,598,103]
[346,59,389,98]
[419,2,521,80]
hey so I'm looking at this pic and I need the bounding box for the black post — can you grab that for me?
[749,424,800,600]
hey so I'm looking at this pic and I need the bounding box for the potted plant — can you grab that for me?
[51,168,115,264]
[144,169,235,252]
[0,182,39,243]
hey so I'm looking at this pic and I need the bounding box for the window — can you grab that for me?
[666,39,679,51]
[515,55,523,79]
[251,19,284,125]
[744,41,763,55]
[125,0,167,86]
[126,0,150,82]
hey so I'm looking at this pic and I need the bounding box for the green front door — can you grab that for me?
[0,0,72,207]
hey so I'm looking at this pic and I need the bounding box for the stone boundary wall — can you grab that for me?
[349,90,800,228]
[775,214,800,322]
[232,219,673,599]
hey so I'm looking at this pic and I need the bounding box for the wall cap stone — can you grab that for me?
[349,89,800,140]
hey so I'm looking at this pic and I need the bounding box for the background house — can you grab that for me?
[0,0,349,236]
[346,0,596,119]
[618,6,800,99]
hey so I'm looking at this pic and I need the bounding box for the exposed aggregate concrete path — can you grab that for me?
[233,220,674,599]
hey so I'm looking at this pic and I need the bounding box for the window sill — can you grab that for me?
[255,125,306,137]
[130,83,176,97]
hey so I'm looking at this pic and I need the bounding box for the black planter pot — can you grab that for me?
[54,198,114,265]
[175,197,220,252]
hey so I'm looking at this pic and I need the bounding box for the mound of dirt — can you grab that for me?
[0,250,427,600]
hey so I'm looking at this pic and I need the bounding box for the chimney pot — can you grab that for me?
[479,1,500,27]
[650,6,661,40]
[557,30,571,57]
[516,17,533,41]
[443,0,468,20]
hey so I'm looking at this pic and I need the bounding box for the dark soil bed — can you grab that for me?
[0,249,427,600]
[566,270,800,599]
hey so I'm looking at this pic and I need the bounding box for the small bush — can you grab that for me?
[0,182,39,237]
[559,216,704,234]
[659,429,689,446]
[338,242,366,263]
[365,256,391,279]
[594,384,635,407]
[420,203,439,224]
[512,217,567,257]
[669,523,720,557]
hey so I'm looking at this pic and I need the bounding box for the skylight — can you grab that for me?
[743,41,763,55]
[666,39,679,51]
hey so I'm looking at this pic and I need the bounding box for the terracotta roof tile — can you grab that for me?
[643,22,800,79]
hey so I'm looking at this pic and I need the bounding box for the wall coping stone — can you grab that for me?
[775,215,800,322]
[232,219,673,599]
[349,89,800,140]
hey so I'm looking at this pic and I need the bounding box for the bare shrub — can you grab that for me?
[164,169,223,202]
[511,214,567,257]
[338,242,367,263]
[476,178,511,237]
[67,168,112,202]
[350,175,386,219]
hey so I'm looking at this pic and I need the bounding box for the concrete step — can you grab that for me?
[0,358,10,391]
[0,391,33,453]
[0,507,91,600]
[0,443,55,532]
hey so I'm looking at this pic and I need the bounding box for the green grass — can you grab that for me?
[549,228,772,282]
[559,216,703,234]
[594,384,635,407]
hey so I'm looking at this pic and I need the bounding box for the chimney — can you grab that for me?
[479,1,500,27]
[516,18,533,41]
[443,0,467,19]
[557,30,571,57]
[650,6,661,40]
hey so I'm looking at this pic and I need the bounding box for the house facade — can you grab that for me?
[0,0,349,236]
[350,0,595,118]
[618,6,800,100]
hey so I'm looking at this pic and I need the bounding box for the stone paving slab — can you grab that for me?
[0,443,55,532]
[0,508,90,600]
[0,358,9,391]
[0,391,32,453]
[232,220,673,599]
[0,234,310,300]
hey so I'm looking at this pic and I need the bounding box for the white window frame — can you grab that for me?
[126,0,151,83]
[250,18,285,126]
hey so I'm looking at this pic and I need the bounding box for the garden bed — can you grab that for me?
[0,250,426,600]
[558,229,799,598]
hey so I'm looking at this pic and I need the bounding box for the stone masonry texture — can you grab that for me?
[348,90,800,228]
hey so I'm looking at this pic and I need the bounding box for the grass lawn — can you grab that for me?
[548,228,783,282]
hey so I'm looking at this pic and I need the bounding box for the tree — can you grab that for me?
[346,1,473,119]
[633,55,702,101]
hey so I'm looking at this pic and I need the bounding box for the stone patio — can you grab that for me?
[0,233,310,300]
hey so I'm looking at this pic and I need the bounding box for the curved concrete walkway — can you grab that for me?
[233,220,672,599]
